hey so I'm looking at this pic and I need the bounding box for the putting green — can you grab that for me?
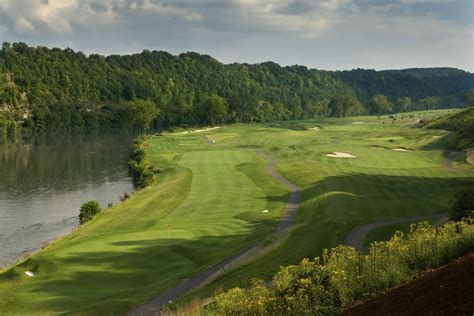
[0,145,287,314]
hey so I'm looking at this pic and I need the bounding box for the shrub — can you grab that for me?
[212,219,474,315]
[128,137,159,188]
[79,200,101,224]
[451,189,474,221]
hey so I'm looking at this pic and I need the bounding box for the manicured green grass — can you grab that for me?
[0,134,287,314]
[178,111,474,302]
[1,110,473,314]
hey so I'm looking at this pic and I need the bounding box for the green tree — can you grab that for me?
[129,100,158,133]
[418,96,440,110]
[396,96,412,112]
[451,189,474,221]
[367,95,393,115]
[329,96,363,117]
[79,200,102,224]
[201,94,228,125]
[464,90,474,107]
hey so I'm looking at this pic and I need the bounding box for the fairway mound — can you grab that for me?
[343,252,474,316]
[393,148,411,152]
[327,152,357,158]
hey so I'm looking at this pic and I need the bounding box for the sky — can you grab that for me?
[0,0,472,71]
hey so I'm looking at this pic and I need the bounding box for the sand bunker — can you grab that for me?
[180,127,221,134]
[327,152,357,158]
[310,127,320,131]
[352,121,364,124]
[393,148,411,152]
[25,271,34,277]
[262,210,269,213]
[371,147,382,150]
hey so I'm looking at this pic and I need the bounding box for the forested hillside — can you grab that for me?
[0,42,473,134]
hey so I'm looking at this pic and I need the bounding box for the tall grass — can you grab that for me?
[210,219,474,315]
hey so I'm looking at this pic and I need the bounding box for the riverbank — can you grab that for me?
[0,134,133,269]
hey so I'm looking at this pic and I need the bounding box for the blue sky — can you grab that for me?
[0,0,472,71]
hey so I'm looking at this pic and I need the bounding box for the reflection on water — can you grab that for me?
[0,133,134,268]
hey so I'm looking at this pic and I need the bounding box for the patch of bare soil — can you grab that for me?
[343,252,474,316]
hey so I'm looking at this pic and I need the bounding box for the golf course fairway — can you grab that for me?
[1,110,474,314]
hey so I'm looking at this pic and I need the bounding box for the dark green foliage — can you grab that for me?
[328,96,364,117]
[79,200,102,224]
[464,90,474,107]
[0,43,472,134]
[451,190,474,221]
[128,137,158,188]
[366,94,393,114]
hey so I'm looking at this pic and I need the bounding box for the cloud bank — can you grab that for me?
[0,0,472,71]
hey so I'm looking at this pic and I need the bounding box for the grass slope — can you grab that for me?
[426,107,474,149]
[0,134,287,314]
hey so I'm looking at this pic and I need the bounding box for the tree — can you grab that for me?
[396,97,412,112]
[450,189,474,221]
[129,99,158,133]
[328,96,363,118]
[418,96,440,110]
[464,90,474,108]
[201,94,228,125]
[367,95,393,115]
[79,200,102,224]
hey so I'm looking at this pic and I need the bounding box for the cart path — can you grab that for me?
[343,213,448,251]
[126,151,301,316]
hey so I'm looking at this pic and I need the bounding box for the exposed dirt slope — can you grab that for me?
[344,252,474,316]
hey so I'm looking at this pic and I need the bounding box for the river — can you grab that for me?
[0,133,134,269]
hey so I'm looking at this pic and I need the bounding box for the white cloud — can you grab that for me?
[14,17,36,34]
[0,0,471,71]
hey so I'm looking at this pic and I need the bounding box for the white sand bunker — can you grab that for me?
[262,210,269,213]
[180,127,221,134]
[327,152,357,158]
[393,148,411,152]
[25,271,34,277]
[310,127,320,131]
[352,121,364,124]
[371,147,382,150]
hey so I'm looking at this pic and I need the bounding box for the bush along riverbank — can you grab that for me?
[201,219,474,315]
[128,136,160,189]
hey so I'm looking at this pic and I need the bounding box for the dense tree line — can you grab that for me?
[0,42,472,134]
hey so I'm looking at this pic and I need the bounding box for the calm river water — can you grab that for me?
[0,134,134,268]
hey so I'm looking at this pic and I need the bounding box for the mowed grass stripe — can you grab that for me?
[0,142,285,314]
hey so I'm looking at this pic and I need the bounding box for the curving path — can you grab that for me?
[344,150,472,252]
[343,214,448,251]
[126,151,301,316]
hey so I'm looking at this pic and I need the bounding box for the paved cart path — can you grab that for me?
[126,151,301,316]
[343,214,448,251]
